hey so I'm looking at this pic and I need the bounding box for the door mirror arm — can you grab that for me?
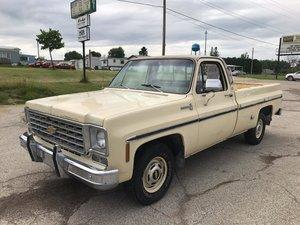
[203,92,215,106]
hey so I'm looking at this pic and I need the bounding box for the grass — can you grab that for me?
[240,74,286,81]
[0,66,288,105]
[0,67,117,104]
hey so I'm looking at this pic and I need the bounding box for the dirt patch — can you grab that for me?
[0,178,97,224]
[260,155,283,165]
[287,88,300,96]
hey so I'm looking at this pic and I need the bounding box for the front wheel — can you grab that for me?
[129,142,174,205]
[287,76,294,81]
[244,113,266,145]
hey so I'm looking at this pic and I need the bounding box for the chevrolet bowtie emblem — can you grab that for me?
[46,126,57,135]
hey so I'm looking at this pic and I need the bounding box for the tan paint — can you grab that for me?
[24,56,282,183]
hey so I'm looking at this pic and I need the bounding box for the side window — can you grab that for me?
[196,62,227,93]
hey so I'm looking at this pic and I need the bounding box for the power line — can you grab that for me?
[266,0,299,16]
[246,0,296,21]
[116,0,161,8]
[116,0,277,46]
[198,0,283,34]
[167,8,277,46]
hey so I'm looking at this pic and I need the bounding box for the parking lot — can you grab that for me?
[0,79,299,225]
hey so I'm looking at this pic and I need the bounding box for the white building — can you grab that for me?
[100,57,127,70]
[85,56,102,69]
[70,59,83,70]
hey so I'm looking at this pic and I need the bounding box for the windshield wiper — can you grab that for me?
[141,83,163,93]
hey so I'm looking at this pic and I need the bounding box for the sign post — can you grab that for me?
[70,0,96,82]
[276,34,300,79]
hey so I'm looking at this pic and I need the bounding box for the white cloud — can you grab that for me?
[0,0,299,60]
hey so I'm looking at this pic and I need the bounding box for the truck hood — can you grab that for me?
[26,88,187,126]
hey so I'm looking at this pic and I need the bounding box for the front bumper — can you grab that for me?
[19,132,119,190]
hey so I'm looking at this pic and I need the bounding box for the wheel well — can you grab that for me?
[260,105,273,125]
[134,134,185,169]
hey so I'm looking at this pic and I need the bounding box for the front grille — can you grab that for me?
[27,109,85,155]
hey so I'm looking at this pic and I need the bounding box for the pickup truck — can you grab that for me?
[19,56,282,205]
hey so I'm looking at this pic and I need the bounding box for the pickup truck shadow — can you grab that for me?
[0,133,284,224]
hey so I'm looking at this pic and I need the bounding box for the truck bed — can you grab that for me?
[232,81,282,134]
[233,82,264,91]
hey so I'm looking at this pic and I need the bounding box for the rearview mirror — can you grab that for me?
[205,79,223,92]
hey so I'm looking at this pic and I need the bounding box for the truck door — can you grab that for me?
[193,58,238,151]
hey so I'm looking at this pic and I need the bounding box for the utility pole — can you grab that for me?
[82,41,87,82]
[204,31,208,56]
[162,0,166,56]
[36,40,40,59]
[276,38,282,80]
[250,47,254,75]
[89,49,92,69]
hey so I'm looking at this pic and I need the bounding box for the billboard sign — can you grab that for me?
[78,27,90,42]
[71,0,96,19]
[76,14,90,29]
[281,34,300,54]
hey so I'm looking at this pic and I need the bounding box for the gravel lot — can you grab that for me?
[0,79,299,225]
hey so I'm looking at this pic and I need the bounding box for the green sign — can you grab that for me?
[71,0,96,19]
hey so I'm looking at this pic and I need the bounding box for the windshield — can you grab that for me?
[109,59,195,94]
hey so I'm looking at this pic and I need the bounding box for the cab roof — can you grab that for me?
[129,55,222,62]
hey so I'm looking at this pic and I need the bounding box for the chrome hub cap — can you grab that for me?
[255,119,263,139]
[142,157,168,193]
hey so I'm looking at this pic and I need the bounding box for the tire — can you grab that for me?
[287,76,294,81]
[244,113,266,145]
[128,142,174,205]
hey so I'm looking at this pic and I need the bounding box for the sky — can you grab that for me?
[0,0,299,60]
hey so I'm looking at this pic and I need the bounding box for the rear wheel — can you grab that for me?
[244,113,266,145]
[129,142,174,205]
[287,76,294,81]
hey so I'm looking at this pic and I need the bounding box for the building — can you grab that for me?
[227,65,244,72]
[0,46,20,64]
[70,59,83,70]
[20,54,36,65]
[100,57,127,70]
[85,56,101,69]
[0,46,36,65]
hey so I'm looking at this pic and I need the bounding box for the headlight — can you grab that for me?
[89,126,108,156]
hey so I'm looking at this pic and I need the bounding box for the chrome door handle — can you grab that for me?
[225,93,233,97]
[181,103,193,111]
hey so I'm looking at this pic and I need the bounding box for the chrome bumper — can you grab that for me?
[19,132,119,190]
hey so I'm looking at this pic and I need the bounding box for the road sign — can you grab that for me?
[280,34,300,55]
[78,27,90,42]
[71,0,96,19]
[76,14,90,29]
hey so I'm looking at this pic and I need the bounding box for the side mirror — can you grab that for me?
[205,79,223,92]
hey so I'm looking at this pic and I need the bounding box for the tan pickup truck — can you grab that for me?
[20,56,282,205]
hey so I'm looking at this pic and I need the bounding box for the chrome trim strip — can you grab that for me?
[238,95,282,110]
[127,95,283,142]
[127,107,237,141]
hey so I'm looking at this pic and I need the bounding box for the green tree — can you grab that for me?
[90,51,101,57]
[139,46,148,56]
[210,47,219,57]
[108,47,125,58]
[223,57,262,74]
[241,52,249,59]
[64,51,82,61]
[36,28,64,69]
[260,59,290,73]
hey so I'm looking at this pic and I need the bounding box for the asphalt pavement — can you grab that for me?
[0,79,299,225]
